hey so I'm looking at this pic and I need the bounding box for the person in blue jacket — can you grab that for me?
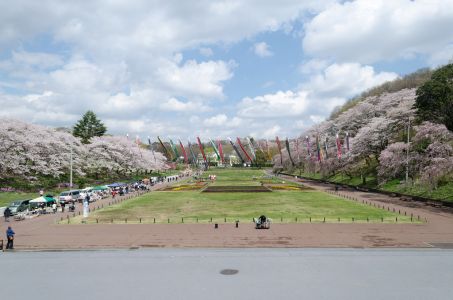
[6,226,15,250]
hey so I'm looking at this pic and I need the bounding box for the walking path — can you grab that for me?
[2,172,453,250]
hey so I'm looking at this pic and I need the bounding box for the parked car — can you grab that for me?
[79,188,94,202]
[59,190,80,204]
[8,199,31,215]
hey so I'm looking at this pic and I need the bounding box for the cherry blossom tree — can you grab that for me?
[0,119,167,186]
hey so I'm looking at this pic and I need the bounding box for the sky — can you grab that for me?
[1,0,453,141]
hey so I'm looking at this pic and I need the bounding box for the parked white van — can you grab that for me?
[59,190,80,204]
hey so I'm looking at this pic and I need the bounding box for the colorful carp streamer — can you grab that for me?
[324,137,329,160]
[218,140,225,164]
[275,136,283,165]
[169,139,179,160]
[336,133,342,160]
[237,137,253,162]
[246,137,256,160]
[345,132,350,152]
[317,136,326,162]
[178,139,188,164]
[285,138,295,166]
[187,139,197,164]
[196,137,208,167]
[209,138,221,161]
[228,137,244,163]
[157,136,172,160]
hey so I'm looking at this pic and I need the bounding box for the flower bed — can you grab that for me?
[202,185,272,193]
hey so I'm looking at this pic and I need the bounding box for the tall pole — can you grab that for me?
[70,142,73,189]
[405,118,411,184]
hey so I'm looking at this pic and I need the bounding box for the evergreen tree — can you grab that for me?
[73,111,107,144]
[415,63,453,131]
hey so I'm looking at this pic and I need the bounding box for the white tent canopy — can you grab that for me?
[30,196,54,203]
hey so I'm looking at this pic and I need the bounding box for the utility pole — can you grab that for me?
[405,118,411,184]
[70,142,73,189]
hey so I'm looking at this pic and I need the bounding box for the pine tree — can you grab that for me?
[73,111,107,144]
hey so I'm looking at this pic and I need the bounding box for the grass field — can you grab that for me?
[294,171,453,202]
[80,168,412,224]
[0,192,38,207]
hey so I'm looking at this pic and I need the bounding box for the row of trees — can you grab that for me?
[274,64,453,191]
[0,119,167,187]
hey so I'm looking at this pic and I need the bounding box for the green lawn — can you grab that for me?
[293,170,453,202]
[78,168,412,224]
[0,192,38,207]
[382,179,453,202]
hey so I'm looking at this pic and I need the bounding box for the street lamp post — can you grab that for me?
[405,118,411,185]
[70,142,73,188]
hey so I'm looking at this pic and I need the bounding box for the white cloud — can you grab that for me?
[203,114,228,127]
[202,114,243,129]
[303,0,453,64]
[428,44,453,67]
[157,59,234,99]
[299,59,328,74]
[303,62,398,99]
[199,47,213,57]
[262,125,281,139]
[160,98,209,112]
[238,90,309,118]
[253,42,273,57]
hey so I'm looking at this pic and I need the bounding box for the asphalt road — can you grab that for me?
[1,248,453,300]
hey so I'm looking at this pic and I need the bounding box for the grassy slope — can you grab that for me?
[0,192,38,207]
[84,168,410,223]
[381,179,453,202]
[294,171,453,202]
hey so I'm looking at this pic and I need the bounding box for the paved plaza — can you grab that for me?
[1,248,453,300]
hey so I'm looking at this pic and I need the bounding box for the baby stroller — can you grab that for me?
[254,215,271,229]
[68,202,76,212]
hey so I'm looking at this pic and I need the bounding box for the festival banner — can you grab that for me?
[217,140,225,164]
[246,137,256,160]
[285,138,295,166]
[178,139,189,164]
[324,137,329,160]
[169,139,180,160]
[196,137,208,167]
[345,132,350,152]
[251,137,262,153]
[228,137,245,163]
[237,137,253,162]
[209,138,221,161]
[316,136,321,162]
[187,139,198,164]
[336,133,342,160]
[157,136,173,160]
[275,136,283,164]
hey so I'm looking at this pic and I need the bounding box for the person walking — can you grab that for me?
[4,207,11,222]
[6,226,15,249]
[52,202,57,213]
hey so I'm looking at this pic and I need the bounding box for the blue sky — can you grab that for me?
[1,0,452,141]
